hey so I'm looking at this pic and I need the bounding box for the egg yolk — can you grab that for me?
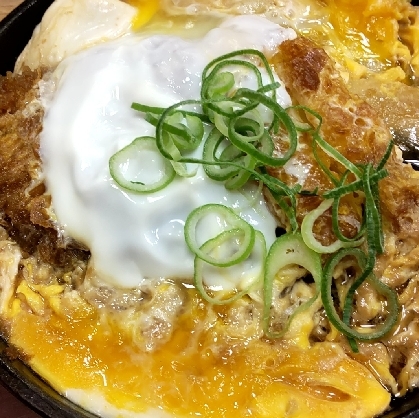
[325,0,406,67]
[125,0,160,29]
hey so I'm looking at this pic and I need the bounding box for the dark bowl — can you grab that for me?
[0,1,418,417]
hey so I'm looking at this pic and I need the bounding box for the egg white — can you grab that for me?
[40,14,295,288]
[16,0,137,72]
[67,389,173,418]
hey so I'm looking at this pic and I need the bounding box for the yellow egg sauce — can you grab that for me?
[126,0,161,29]
[6,282,390,418]
[324,0,405,68]
[123,0,413,77]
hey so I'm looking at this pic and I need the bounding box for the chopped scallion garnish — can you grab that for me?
[263,232,322,338]
[109,49,399,347]
[109,136,175,193]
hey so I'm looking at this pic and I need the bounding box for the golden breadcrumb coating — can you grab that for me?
[0,69,89,267]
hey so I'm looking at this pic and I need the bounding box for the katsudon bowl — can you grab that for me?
[1,1,419,417]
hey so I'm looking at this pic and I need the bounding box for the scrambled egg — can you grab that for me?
[4,274,390,417]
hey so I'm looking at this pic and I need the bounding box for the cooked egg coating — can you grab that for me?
[16,0,419,82]
[15,0,137,72]
[6,284,390,418]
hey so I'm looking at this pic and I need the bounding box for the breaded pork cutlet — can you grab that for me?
[0,69,89,270]
[269,37,419,394]
[270,37,419,241]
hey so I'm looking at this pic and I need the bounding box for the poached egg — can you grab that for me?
[40,14,296,288]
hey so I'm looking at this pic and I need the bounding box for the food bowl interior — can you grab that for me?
[0,1,419,417]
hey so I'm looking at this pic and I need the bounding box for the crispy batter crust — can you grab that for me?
[273,37,390,165]
[0,69,89,268]
[270,36,419,394]
[271,37,419,241]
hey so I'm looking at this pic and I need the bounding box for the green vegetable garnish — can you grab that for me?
[109,49,399,348]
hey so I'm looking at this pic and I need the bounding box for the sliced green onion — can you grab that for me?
[109,48,397,349]
[257,82,281,95]
[184,204,255,267]
[155,99,205,161]
[321,247,399,342]
[285,105,314,133]
[330,171,365,243]
[206,71,235,99]
[164,112,204,152]
[263,232,322,338]
[312,136,339,186]
[363,164,385,254]
[258,173,299,232]
[231,88,298,166]
[202,128,242,181]
[202,49,275,98]
[132,102,210,123]
[214,107,263,138]
[301,198,364,253]
[194,230,266,305]
[312,131,362,179]
[224,154,257,190]
[170,160,198,178]
[292,104,323,133]
[109,136,175,193]
[376,140,394,171]
[323,168,388,199]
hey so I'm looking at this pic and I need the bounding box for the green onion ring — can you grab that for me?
[301,198,364,253]
[263,232,322,338]
[109,136,175,193]
[194,230,266,305]
[184,204,255,267]
[321,247,399,342]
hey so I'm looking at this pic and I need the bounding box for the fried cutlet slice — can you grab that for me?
[0,69,89,269]
[270,37,419,243]
[269,37,419,392]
